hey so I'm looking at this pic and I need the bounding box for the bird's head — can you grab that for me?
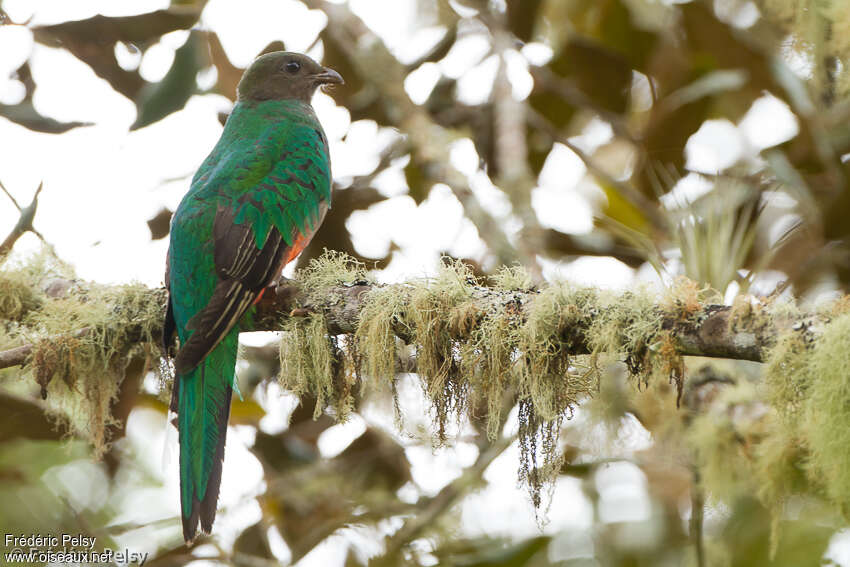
[236,51,343,103]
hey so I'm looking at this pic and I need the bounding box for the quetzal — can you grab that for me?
[163,51,342,542]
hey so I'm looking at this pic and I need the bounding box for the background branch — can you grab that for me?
[0,180,45,263]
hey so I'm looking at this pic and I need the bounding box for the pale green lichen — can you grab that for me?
[588,287,666,386]
[22,282,164,456]
[279,312,345,420]
[406,260,477,441]
[272,252,850,520]
[489,264,534,291]
[800,312,850,505]
[354,284,408,391]
[277,251,368,421]
[0,249,164,455]
[0,270,41,321]
[0,249,73,321]
[0,249,161,457]
[295,248,371,299]
[517,284,598,420]
[460,301,518,440]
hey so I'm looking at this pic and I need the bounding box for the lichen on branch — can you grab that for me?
[269,252,817,506]
[0,250,165,455]
[2,249,844,509]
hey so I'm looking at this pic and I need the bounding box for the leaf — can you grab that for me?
[33,7,201,100]
[0,101,91,133]
[229,397,266,425]
[204,31,244,101]
[147,207,173,240]
[507,0,543,42]
[405,158,432,205]
[0,62,90,133]
[132,31,203,129]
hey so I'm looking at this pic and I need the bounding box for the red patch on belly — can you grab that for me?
[283,231,313,266]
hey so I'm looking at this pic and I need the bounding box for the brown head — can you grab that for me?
[236,51,343,103]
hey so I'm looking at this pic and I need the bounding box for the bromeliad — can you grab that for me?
[163,51,342,542]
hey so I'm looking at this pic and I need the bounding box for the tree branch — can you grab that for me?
[259,281,774,362]
[372,434,515,565]
[0,276,793,374]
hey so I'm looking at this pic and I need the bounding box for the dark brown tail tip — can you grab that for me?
[182,500,200,543]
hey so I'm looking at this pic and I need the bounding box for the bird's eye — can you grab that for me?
[285,61,301,74]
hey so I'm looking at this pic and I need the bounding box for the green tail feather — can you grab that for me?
[178,326,238,541]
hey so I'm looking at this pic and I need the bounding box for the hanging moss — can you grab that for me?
[588,288,664,383]
[0,247,165,455]
[800,312,850,506]
[355,284,409,391]
[277,250,370,421]
[517,283,598,420]
[405,260,478,442]
[0,270,41,321]
[27,282,164,455]
[460,297,519,441]
[271,252,850,521]
[0,249,75,321]
[686,381,773,502]
[517,398,562,512]
[763,328,812,424]
[279,312,353,420]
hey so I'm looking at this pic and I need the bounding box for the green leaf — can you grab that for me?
[132,31,202,129]
[33,7,201,100]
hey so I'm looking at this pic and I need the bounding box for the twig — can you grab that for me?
[372,434,515,565]
[0,178,22,210]
[0,180,45,263]
[489,14,544,281]
[0,343,35,370]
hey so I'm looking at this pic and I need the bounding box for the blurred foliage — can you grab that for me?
[4,0,850,565]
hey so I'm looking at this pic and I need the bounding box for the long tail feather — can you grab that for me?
[177,327,238,542]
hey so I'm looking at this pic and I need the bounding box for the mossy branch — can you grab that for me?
[4,250,848,524]
[257,282,774,363]
[0,270,799,373]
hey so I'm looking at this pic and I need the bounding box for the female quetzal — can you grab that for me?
[163,51,342,542]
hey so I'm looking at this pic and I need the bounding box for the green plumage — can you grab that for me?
[165,51,339,542]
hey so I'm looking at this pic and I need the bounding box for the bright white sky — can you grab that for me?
[0,0,817,565]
